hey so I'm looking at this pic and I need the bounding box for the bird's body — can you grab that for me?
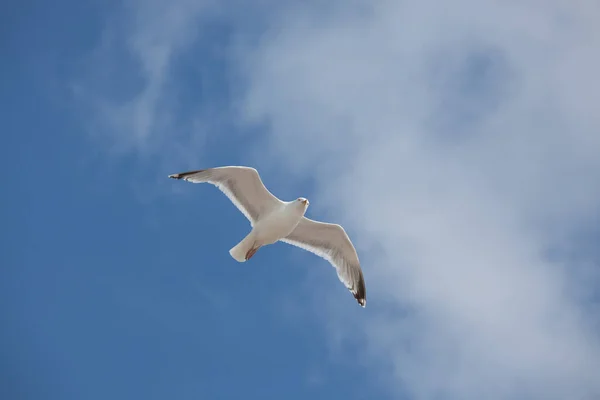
[229,199,308,262]
[253,200,308,246]
[168,166,367,307]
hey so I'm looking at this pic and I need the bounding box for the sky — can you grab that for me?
[2,0,600,399]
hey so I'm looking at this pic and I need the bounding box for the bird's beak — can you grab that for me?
[302,199,308,206]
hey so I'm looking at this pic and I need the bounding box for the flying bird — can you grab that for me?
[168,166,366,307]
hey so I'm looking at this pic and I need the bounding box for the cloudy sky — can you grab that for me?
[3,0,600,399]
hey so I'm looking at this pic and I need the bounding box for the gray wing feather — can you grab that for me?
[168,166,282,225]
[281,217,367,307]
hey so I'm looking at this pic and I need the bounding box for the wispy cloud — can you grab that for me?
[72,0,218,159]
[236,0,600,399]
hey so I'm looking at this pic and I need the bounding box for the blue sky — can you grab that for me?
[1,2,376,399]
[3,1,600,399]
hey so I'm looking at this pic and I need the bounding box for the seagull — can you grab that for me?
[168,166,367,307]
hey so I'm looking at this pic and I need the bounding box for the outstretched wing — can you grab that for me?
[281,217,366,307]
[169,166,283,225]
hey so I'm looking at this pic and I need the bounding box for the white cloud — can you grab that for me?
[73,0,218,158]
[76,0,600,398]
[235,0,600,399]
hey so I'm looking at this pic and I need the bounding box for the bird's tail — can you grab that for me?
[229,231,259,262]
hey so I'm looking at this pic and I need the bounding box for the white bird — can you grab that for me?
[168,166,367,307]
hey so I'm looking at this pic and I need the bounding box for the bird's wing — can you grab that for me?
[168,166,283,225]
[281,217,366,307]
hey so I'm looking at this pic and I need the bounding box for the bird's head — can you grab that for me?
[296,197,309,208]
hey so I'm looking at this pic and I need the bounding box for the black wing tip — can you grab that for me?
[355,294,366,308]
[353,283,366,308]
[168,169,206,180]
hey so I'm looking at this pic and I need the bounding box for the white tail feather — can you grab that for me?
[229,231,256,262]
